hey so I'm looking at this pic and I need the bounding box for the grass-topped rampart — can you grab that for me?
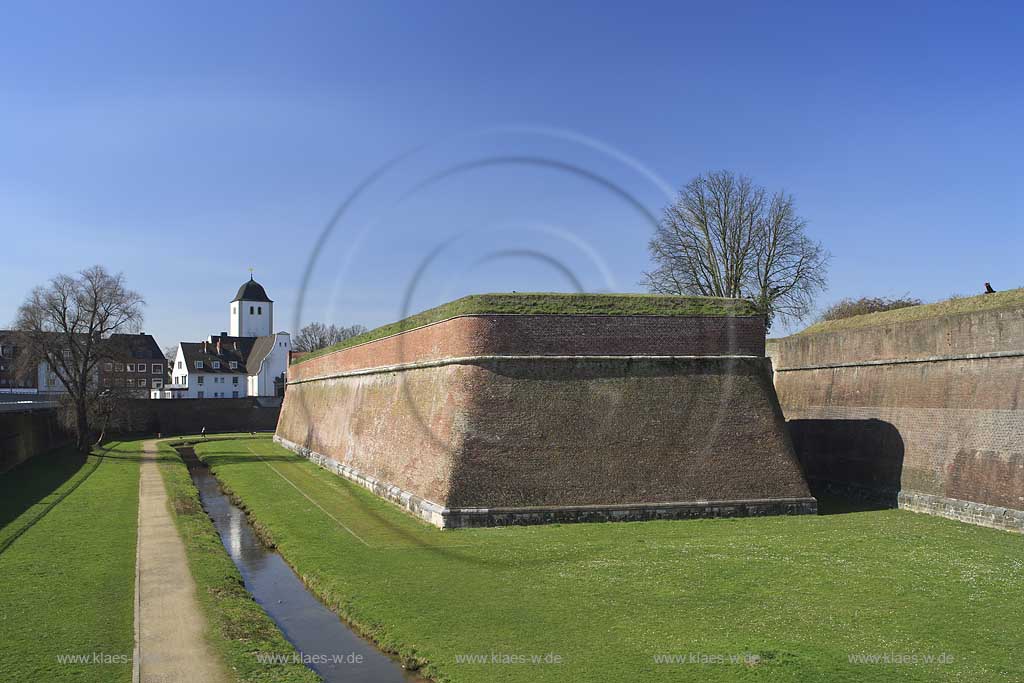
[798,287,1024,336]
[295,292,759,364]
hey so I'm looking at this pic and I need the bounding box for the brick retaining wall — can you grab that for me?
[0,408,69,472]
[769,305,1024,532]
[289,314,766,381]
[278,314,814,528]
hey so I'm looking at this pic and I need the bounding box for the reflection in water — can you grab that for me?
[229,506,242,559]
[179,447,423,683]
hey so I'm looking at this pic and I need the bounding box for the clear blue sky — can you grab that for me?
[2,0,1021,347]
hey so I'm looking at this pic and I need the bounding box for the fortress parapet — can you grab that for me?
[276,293,816,528]
[768,288,1024,533]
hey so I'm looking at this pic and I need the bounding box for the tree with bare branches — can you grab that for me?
[293,322,367,353]
[14,266,144,451]
[643,170,829,330]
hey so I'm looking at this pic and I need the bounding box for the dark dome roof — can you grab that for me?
[232,277,273,303]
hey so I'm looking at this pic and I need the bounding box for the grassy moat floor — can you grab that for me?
[0,441,142,683]
[1,435,1021,683]
[192,436,1022,683]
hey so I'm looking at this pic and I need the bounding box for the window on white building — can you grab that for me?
[197,391,204,398]
[232,376,238,385]
[177,360,182,369]
[232,391,239,398]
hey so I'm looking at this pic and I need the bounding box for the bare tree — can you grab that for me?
[14,266,144,451]
[643,170,828,330]
[292,322,368,353]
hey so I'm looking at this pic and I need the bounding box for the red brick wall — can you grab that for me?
[771,306,1024,515]
[277,356,809,510]
[290,314,766,381]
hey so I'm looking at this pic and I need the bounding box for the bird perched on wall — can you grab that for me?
[985,282,996,294]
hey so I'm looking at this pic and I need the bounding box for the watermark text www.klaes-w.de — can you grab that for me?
[848,652,955,665]
[55,653,130,665]
[653,652,764,666]
[455,652,563,665]
[254,652,366,665]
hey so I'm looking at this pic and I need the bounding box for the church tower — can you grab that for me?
[230,275,273,337]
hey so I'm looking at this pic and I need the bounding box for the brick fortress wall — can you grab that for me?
[277,314,815,528]
[768,305,1024,532]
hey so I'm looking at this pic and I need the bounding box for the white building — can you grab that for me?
[155,277,291,399]
[230,276,274,337]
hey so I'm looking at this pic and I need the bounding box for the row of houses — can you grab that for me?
[0,331,166,396]
[1,276,291,401]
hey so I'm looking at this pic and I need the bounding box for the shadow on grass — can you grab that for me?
[0,445,87,532]
[814,493,898,516]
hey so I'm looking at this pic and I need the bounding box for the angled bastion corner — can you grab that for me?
[275,293,816,528]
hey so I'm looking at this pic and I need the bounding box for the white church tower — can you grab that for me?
[230,275,274,337]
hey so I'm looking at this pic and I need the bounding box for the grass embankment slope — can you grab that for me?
[296,292,759,363]
[799,287,1024,336]
[155,439,318,683]
[196,436,1024,683]
[0,441,142,683]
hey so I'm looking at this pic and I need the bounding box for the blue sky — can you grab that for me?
[2,0,1021,347]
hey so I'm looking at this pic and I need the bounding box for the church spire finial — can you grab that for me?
[248,266,254,281]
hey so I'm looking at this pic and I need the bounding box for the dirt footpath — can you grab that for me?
[134,440,227,683]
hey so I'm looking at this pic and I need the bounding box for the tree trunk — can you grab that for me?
[75,400,91,453]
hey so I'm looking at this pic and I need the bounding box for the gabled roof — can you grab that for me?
[231,276,272,303]
[178,333,284,375]
[105,333,163,361]
[179,341,249,374]
[245,335,278,375]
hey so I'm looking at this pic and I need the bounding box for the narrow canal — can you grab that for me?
[175,446,425,683]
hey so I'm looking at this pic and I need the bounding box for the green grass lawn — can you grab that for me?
[0,440,142,683]
[192,436,1024,683]
[296,292,759,363]
[155,440,318,683]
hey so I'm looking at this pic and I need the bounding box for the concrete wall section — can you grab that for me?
[770,305,1024,532]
